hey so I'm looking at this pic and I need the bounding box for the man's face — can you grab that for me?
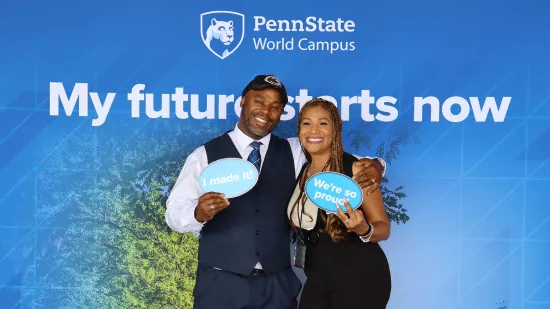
[239,88,285,140]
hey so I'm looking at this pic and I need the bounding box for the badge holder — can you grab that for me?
[293,231,306,269]
[292,164,316,269]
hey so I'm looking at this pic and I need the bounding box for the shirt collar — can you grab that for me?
[233,123,271,149]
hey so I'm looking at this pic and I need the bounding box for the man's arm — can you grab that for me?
[286,137,386,177]
[165,147,208,233]
[352,154,386,177]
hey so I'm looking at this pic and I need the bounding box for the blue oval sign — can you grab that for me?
[304,172,363,213]
[199,158,259,198]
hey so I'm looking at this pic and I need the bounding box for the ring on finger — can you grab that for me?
[210,204,215,211]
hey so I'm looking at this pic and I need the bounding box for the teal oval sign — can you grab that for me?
[304,172,363,213]
[199,158,259,198]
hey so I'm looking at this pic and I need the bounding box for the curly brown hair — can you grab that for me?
[289,98,348,242]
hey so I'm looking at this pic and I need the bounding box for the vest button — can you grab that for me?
[256,251,261,256]
[256,230,260,235]
[256,208,260,213]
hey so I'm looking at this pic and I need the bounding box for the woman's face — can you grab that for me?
[299,105,334,157]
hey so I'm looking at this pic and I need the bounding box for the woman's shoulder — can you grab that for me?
[343,152,357,177]
[343,152,358,163]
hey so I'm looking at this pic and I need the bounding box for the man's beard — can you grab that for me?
[244,112,272,139]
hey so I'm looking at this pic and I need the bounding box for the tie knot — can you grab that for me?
[250,141,262,150]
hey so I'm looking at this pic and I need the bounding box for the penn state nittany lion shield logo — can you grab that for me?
[200,11,245,60]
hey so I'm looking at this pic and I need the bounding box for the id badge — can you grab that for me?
[293,244,306,269]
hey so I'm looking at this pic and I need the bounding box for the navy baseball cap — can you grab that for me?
[241,75,288,105]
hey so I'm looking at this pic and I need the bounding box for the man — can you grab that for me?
[165,75,385,309]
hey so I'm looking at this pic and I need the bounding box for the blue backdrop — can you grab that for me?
[1,0,549,308]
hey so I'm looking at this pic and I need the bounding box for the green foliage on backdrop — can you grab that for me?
[34,120,411,308]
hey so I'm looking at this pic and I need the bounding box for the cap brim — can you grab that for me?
[243,85,288,104]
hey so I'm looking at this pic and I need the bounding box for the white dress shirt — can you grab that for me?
[164,123,385,269]
[165,124,307,234]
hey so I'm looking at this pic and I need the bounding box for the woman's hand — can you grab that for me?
[335,198,370,235]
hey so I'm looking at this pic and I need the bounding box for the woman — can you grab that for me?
[288,98,392,309]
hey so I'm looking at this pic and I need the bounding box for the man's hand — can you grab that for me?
[194,192,230,223]
[352,158,384,195]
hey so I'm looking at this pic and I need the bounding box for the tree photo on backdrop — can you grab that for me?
[30,119,412,309]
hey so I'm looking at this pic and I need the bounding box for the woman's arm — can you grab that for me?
[335,164,391,242]
[358,188,391,242]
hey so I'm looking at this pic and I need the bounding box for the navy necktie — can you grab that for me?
[247,141,262,172]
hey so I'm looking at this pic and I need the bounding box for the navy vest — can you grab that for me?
[200,133,296,275]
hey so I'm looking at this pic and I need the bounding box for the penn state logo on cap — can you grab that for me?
[264,75,282,87]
